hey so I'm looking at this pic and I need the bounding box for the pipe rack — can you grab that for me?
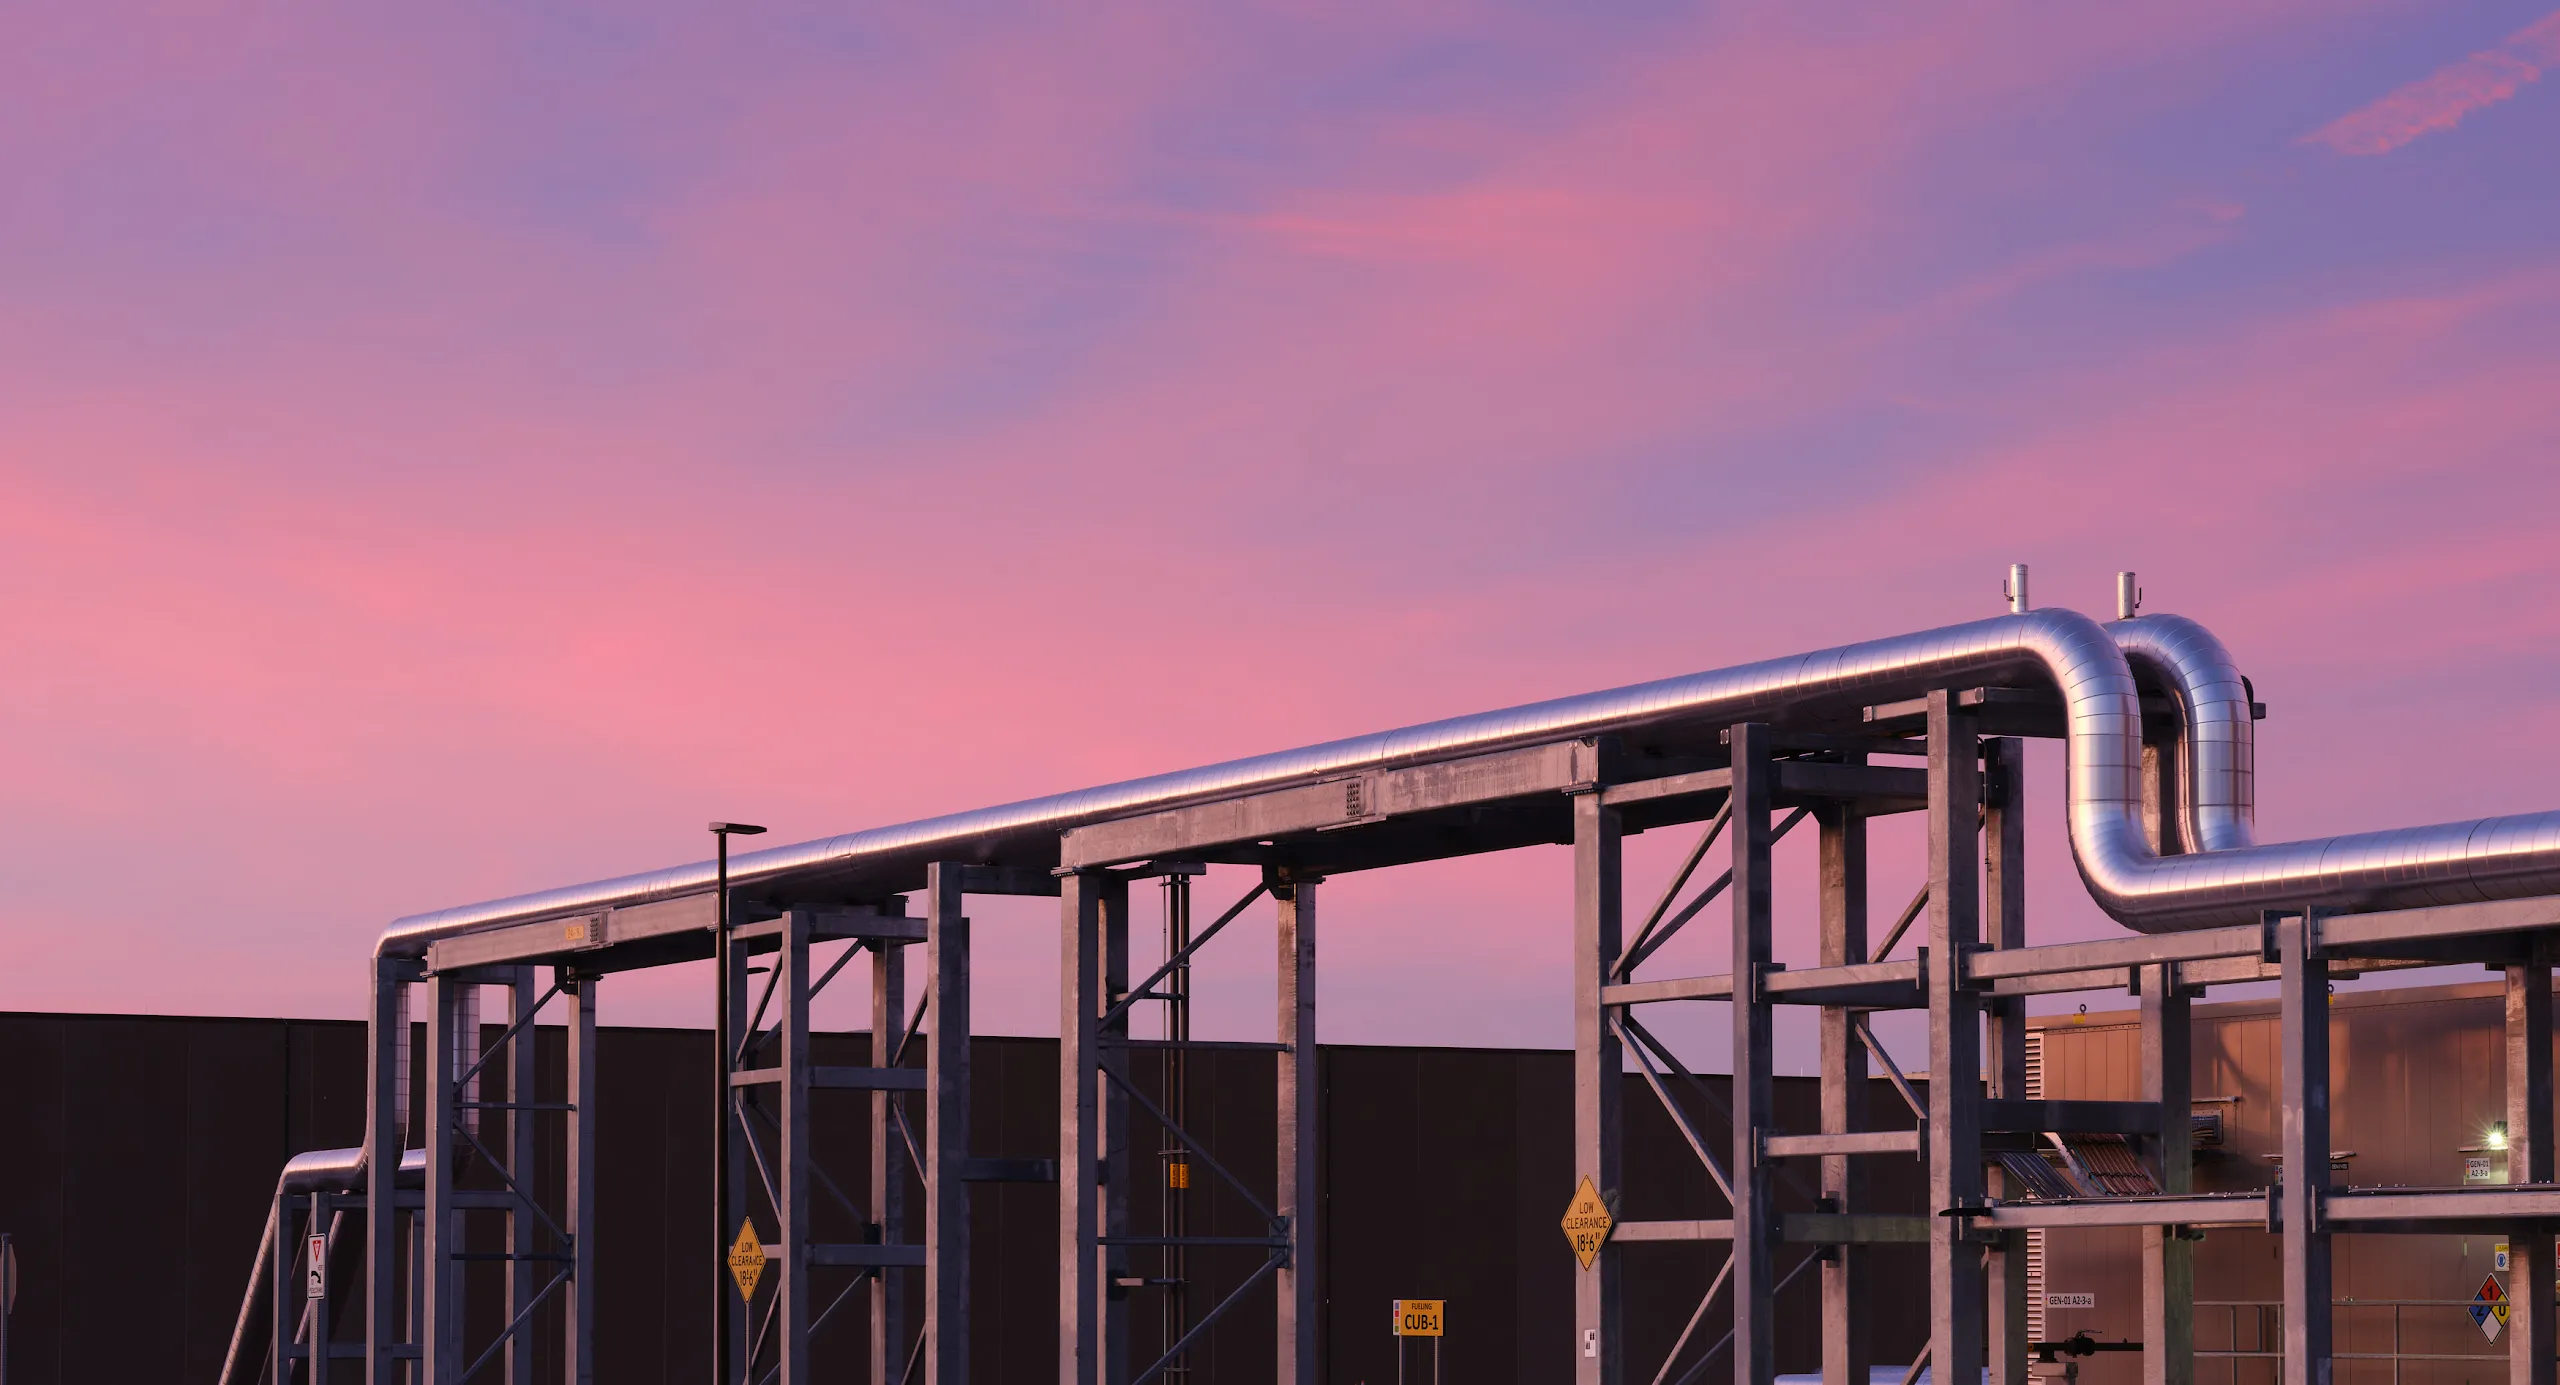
[226,587,2560,1385]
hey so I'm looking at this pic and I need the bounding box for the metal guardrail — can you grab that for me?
[2197,1299,2512,1385]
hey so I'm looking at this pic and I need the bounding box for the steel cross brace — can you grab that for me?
[1128,1251,1288,1385]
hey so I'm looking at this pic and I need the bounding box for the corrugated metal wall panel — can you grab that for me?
[2033,980,2541,1385]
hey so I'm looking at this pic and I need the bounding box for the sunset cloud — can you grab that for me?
[2305,8,2560,154]
[0,3,2552,1043]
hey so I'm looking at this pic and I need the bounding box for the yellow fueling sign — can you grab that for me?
[1560,1176,1615,1271]
[728,1220,769,1300]
[1394,1299,1445,1337]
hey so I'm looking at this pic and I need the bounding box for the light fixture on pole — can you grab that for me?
[708,821,765,1385]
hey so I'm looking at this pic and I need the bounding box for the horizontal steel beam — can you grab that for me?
[1582,895,2560,1008]
[603,893,721,945]
[1103,1037,1292,1054]
[2179,953,2443,988]
[1765,957,1926,1009]
[1611,1212,1935,1244]
[1058,742,1937,871]
[1766,958,1924,997]
[1962,924,2265,982]
[1605,957,1926,1009]
[1863,686,2063,737]
[1984,967,2132,997]
[1979,1184,2560,1234]
[1763,1130,1920,1158]
[425,913,613,972]
[425,893,936,971]
[1597,926,2490,1005]
[2326,1186,2560,1222]
[1614,1219,1735,1243]
[1602,974,1733,1006]
[731,906,925,944]
[2322,896,2560,951]
[1935,898,2560,997]
[1598,766,1729,810]
[728,1067,927,1092]
[1970,1193,2273,1230]
[1060,740,1601,869]
[1601,761,1928,812]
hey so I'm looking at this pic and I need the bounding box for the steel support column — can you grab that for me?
[565,972,599,1385]
[721,931,751,1385]
[924,864,971,1385]
[2277,914,2331,1385]
[1730,723,1778,1385]
[422,975,466,1383]
[1100,875,1134,1385]
[1573,789,1624,1385]
[505,967,539,1385]
[2141,961,2194,1385]
[2507,948,2554,1385]
[1061,871,1106,1385]
[871,922,908,1385]
[1817,790,1870,1385]
[366,960,413,1385]
[776,910,815,1385]
[1984,738,2030,1385]
[1926,691,1986,1385]
[1275,873,1319,1385]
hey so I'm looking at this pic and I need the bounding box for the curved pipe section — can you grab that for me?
[379,607,2560,945]
[2106,613,2256,854]
[219,1147,424,1385]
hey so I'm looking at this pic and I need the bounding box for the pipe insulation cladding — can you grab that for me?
[378,605,2560,949]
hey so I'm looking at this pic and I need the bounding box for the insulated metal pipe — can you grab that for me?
[2106,611,2256,855]
[219,1148,426,1385]
[376,606,2560,946]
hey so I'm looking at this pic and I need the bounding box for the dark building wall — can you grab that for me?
[0,1011,1926,1384]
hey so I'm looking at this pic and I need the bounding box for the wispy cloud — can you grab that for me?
[2306,8,2560,154]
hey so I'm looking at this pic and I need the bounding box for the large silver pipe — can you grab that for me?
[2107,612,2256,854]
[378,606,2560,946]
[218,1147,425,1385]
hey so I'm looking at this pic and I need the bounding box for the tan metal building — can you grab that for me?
[2035,978,2541,1385]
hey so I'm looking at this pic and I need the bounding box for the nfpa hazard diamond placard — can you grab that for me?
[2470,1274,2509,1341]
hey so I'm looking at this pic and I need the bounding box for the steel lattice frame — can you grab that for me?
[215,603,2560,1385]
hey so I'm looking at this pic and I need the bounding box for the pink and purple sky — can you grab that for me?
[4,3,2557,1063]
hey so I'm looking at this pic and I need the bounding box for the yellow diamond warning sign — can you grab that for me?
[1561,1176,1614,1271]
[728,1220,768,1301]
